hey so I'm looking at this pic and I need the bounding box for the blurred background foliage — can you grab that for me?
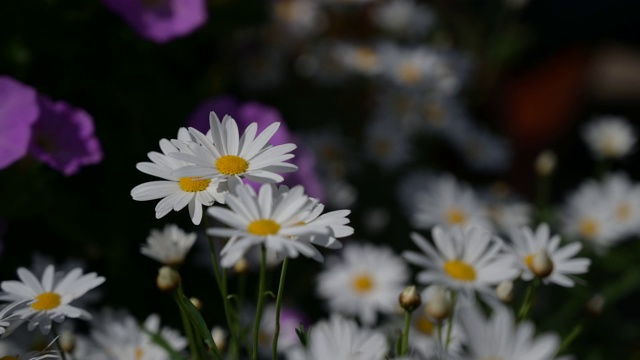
[2,0,640,358]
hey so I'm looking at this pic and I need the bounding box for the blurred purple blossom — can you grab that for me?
[187,96,325,200]
[103,0,208,43]
[28,96,103,176]
[0,76,40,170]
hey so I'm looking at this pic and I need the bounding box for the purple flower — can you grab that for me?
[0,76,39,170]
[186,96,325,200]
[103,0,208,43]
[28,96,103,176]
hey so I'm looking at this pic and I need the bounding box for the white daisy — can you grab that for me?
[559,179,620,250]
[271,0,326,39]
[333,42,384,77]
[601,172,640,238]
[170,112,298,184]
[458,304,561,360]
[285,315,388,360]
[582,115,636,159]
[370,0,435,38]
[403,173,492,231]
[207,182,353,267]
[140,223,197,266]
[507,223,591,287]
[130,128,227,225]
[0,265,105,334]
[317,243,409,325]
[403,226,518,301]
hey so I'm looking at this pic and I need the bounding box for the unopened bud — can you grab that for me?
[530,251,554,278]
[59,329,75,353]
[233,258,250,274]
[496,280,514,304]
[424,287,451,321]
[157,266,181,292]
[211,326,228,352]
[535,151,556,177]
[190,297,203,311]
[586,293,605,316]
[399,286,422,312]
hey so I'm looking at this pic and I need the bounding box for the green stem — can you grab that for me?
[176,293,201,359]
[252,245,268,360]
[272,258,290,360]
[535,175,551,224]
[518,279,539,321]
[445,291,457,351]
[51,324,69,360]
[558,322,584,354]
[399,310,412,356]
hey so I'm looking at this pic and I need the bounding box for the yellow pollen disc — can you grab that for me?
[601,136,620,156]
[355,47,378,71]
[352,274,375,294]
[579,218,599,238]
[415,316,434,335]
[524,253,535,271]
[135,348,144,360]
[178,177,211,192]
[247,219,280,236]
[443,260,476,281]
[445,208,467,225]
[616,203,631,221]
[31,292,61,311]
[399,63,421,84]
[215,155,249,175]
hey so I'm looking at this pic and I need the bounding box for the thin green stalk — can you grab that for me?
[51,324,69,360]
[558,322,584,354]
[252,245,268,360]
[176,293,201,359]
[445,291,457,351]
[272,258,290,360]
[399,310,412,356]
[518,279,539,321]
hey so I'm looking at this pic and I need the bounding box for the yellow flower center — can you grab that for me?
[445,208,467,225]
[616,202,631,221]
[352,274,375,294]
[355,47,379,71]
[579,217,599,238]
[31,292,61,311]
[524,253,535,271]
[415,316,434,335]
[135,348,144,360]
[600,136,620,157]
[178,177,211,192]
[399,63,421,84]
[247,219,281,236]
[216,155,249,175]
[443,260,476,281]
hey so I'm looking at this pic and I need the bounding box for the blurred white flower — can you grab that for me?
[140,224,197,266]
[582,115,635,159]
[371,0,435,38]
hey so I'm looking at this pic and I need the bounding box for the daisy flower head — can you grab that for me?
[601,172,640,238]
[403,226,518,302]
[582,115,636,159]
[0,265,105,334]
[317,243,409,325]
[171,112,298,184]
[508,223,591,287]
[131,128,227,225]
[207,182,353,267]
[140,223,197,266]
[286,315,389,360]
[459,304,561,360]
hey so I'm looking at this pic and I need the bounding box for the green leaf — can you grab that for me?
[175,288,223,360]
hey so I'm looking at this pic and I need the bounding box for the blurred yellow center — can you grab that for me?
[524,253,535,271]
[579,218,599,238]
[601,136,619,156]
[247,219,280,236]
[399,63,421,84]
[135,348,144,360]
[352,274,374,294]
[178,177,211,192]
[616,203,631,221]
[31,292,61,311]
[443,260,476,281]
[415,316,434,335]
[216,155,249,175]
[355,47,378,71]
[446,208,467,225]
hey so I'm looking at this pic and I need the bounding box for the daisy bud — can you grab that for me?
[399,286,422,312]
[425,287,451,321]
[157,266,181,292]
[60,329,76,353]
[233,258,250,274]
[496,280,514,304]
[211,326,228,352]
[586,293,605,316]
[190,297,203,311]
[535,150,556,177]
[530,251,554,278]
